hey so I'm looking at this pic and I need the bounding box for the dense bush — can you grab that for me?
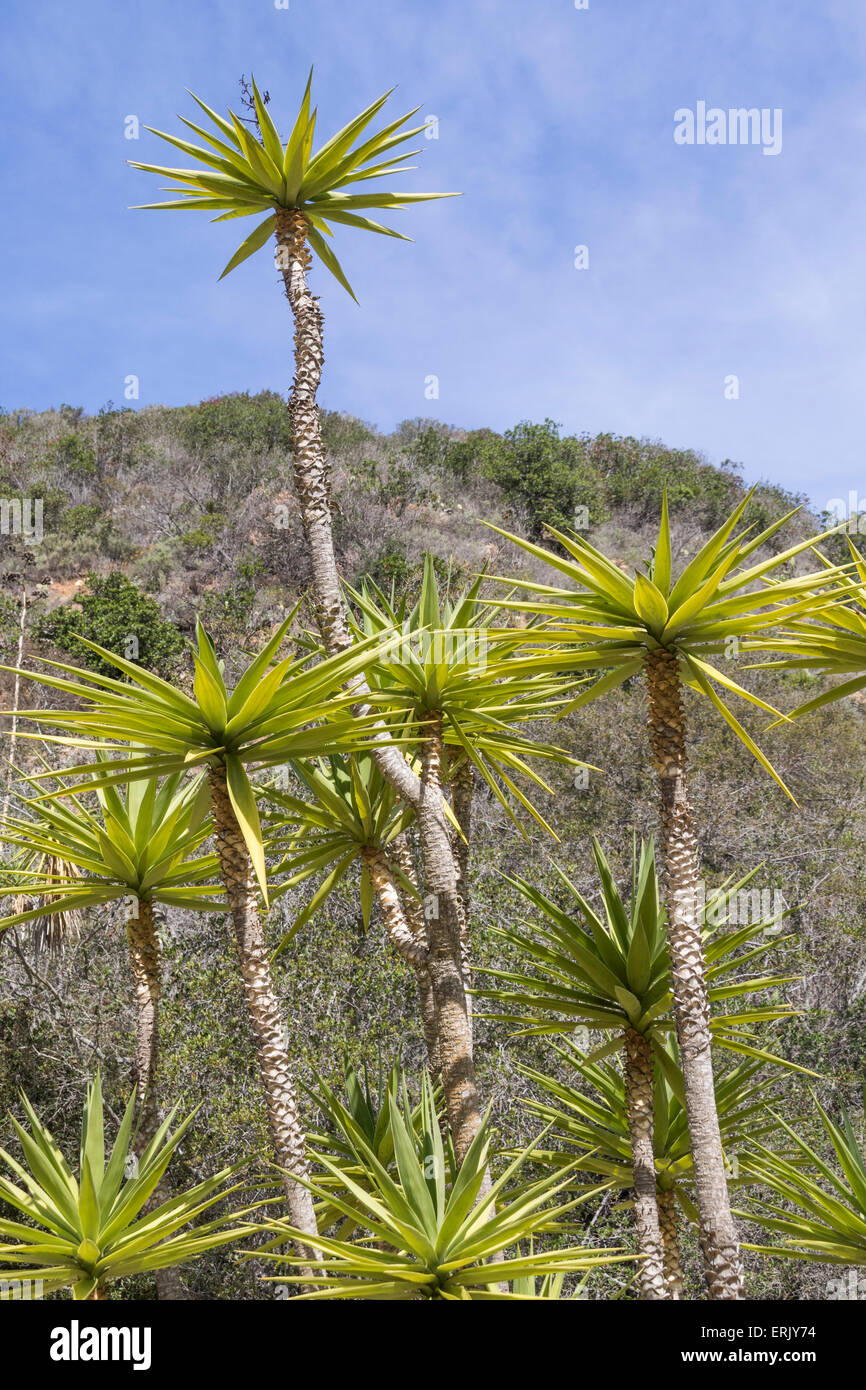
[175,390,293,455]
[47,432,97,478]
[481,419,609,535]
[321,410,376,455]
[34,570,186,677]
[405,419,608,536]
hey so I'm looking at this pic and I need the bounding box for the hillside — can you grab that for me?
[0,393,863,1300]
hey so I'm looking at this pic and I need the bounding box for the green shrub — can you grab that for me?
[34,571,185,677]
[586,433,742,524]
[437,428,502,482]
[321,410,376,454]
[59,503,107,536]
[47,432,97,477]
[361,538,412,590]
[480,419,609,536]
[175,391,293,455]
[403,424,452,473]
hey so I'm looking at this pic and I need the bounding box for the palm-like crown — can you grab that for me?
[130,72,457,298]
[0,1074,251,1299]
[0,762,221,933]
[488,490,851,797]
[346,557,590,837]
[478,839,805,1072]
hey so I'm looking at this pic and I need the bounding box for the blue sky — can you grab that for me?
[1,0,864,510]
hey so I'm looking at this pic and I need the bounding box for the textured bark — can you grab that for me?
[658,1187,684,1299]
[418,714,482,1164]
[127,901,161,1144]
[448,750,474,1006]
[126,901,188,1302]
[388,833,440,1077]
[275,210,429,807]
[645,649,745,1299]
[361,845,429,965]
[623,1028,669,1300]
[208,766,316,1245]
[276,211,485,1159]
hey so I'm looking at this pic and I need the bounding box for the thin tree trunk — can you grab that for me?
[623,1028,668,1300]
[127,900,161,1144]
[360,845,428,965]
[417,713,481,1164]
[644,649,745,1299]
[126,900,189,1301]
[275,210,484,1160]
[658,1187,684,1299]
[388,832,440,1077]
[208,766,316,1246]
[274,209,433,807]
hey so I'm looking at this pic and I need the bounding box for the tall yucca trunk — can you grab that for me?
[658,1187,684,1299]
[208,766,316,1242]
[644,649,745,1299]
[417,713,481,1164]
[275,209,483,1163]
[360,843,440,1074]
[127,900,161,1145]
[623,1028,669,1300]
[126,901,188,1301]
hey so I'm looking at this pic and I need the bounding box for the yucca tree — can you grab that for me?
[738,1100,866,1267]
[485,840,670,1299]
[128,70,464,958]
[0,1074,253,1300]
[130,72,452,654]
[126,75,488,1162]
[0,615,401,1238]
[520,1042,789,1299]
[265,754,438,1070]
[479,839,804,1299]
[266,754,418,955]
[0,763,222,1163]
[348,561,588,930]
[487,492,844,1297]
[251,1073,631,1299]
[0,763,227,1303]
